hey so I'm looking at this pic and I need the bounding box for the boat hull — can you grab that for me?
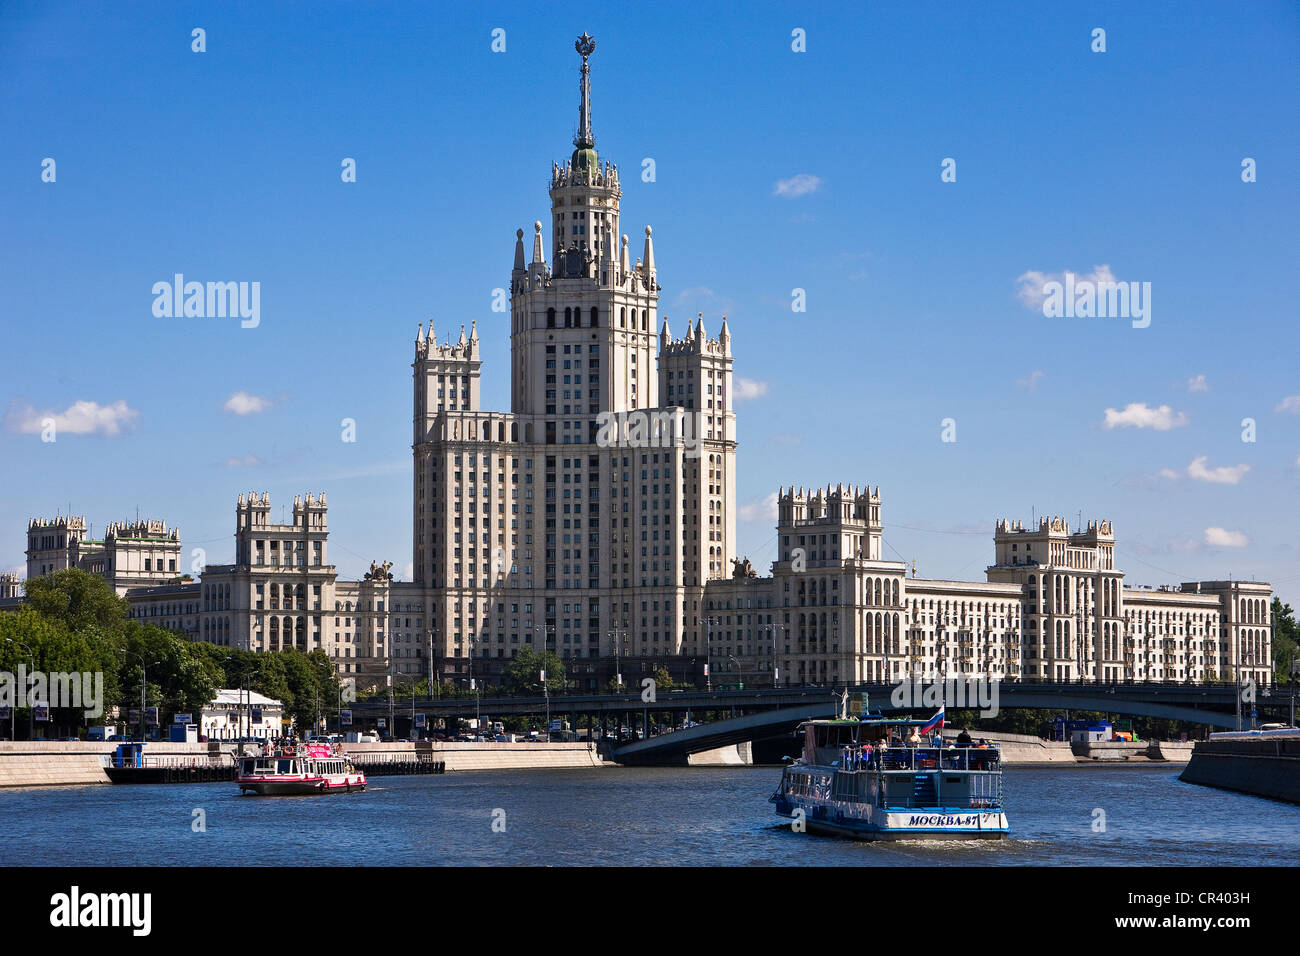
[773,798,1008,841]
[237,775,366,796]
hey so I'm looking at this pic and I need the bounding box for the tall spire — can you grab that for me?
[574,33,596,150]
[571,34,598,174]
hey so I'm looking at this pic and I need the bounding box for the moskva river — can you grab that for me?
[2,766,1296,866]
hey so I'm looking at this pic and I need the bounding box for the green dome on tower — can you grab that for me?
[571,145,598,174]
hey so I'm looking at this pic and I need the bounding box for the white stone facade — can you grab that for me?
[25,515,182,596]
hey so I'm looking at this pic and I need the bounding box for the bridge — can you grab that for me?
[608,682,1280,765]
[346,680,1292,764]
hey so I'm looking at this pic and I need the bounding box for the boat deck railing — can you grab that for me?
[837,743,1002,773]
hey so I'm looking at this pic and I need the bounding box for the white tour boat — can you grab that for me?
[236,741,366,796]
[770,710,1009,840]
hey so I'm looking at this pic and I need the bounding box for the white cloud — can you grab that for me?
[772,174,822,199]
[1158,468,1181,479]
[224,391,272,415]
[5,399,139,436]
[1186,374,1209,393]
[1016,369,1045,391]
[739,492,779,523]
[1204,527,1248,548]
[735,378,768,402]
[1015,264,1117,309]
[1276,395,1300,414]
[223,453,264,468]
[1186,456,1250,485]
[1102,402,1188,431]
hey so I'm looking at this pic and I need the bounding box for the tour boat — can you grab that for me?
[770,713,1009,840]
[236,741,366,796]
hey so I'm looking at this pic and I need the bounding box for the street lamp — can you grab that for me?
[607,623,628,690]
[702,616,721,691]
[4,638,33,741]
[119,649,162,743]
[763,623,786,688]
[223,656,264,743]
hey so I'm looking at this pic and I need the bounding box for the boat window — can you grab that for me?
[277,760,292,773]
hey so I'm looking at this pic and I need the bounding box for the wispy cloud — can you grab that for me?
[735,379,768,402]
[223,453,264,468]
[772,174,822,199]
[1187,456,1250,485]
[1204,527,1248,548]
[1015,264,1118,309]
[1186,374,1209,393]
[1016,369,1045,391]
[1276,395,1300,415]
[4,399,139,436]
[739,492,779,523]
[1102,402,1188,431]
[224,391,272,415]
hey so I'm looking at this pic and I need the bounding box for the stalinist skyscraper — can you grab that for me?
[412,34,737,685]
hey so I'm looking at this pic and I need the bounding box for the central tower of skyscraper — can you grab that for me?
[510,32,663,430]
[413,35,736,685]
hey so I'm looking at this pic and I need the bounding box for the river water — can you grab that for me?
[1,765,1296,866]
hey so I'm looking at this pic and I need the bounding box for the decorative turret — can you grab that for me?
[642,225,655,282]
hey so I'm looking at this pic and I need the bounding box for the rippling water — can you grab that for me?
[1,765,1296,866]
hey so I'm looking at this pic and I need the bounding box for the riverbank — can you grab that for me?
[0,740,608,788]
[1180,732,1300,804]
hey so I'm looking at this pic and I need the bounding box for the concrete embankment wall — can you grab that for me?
[1180,737,1300,804]
[1146,740,1194,762]
[1070,740,1194,762]
[0,742,232,788]
[0,740,605,788]
[688,742,753,766]
[1072,740,1148,761]
[940,730,1074,765]
[346,741,604,772]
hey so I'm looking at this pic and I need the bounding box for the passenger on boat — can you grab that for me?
[907,728,922,743]
[956,728,973,746]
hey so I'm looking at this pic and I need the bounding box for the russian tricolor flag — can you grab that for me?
[919,708,944,735]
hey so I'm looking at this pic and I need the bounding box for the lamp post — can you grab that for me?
[120,649,161,743]
[4,638,33,741]
[386,660,395,741]
[607,624,627,690]
[763,623,786,688]
[702,617,720,691]
[224,656,265,742]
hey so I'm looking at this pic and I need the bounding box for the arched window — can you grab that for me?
[590,307,599,327]
[547,308,556,329]
[620,307,626,328]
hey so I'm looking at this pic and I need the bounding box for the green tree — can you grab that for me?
[1272,598,1298,684]
[117,623,219,726]
[501,647,565,694]
[23,569,128,638]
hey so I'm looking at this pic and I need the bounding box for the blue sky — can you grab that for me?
[2,1,1298,604]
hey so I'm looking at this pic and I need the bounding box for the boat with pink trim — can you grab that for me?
[236,741,366,796]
